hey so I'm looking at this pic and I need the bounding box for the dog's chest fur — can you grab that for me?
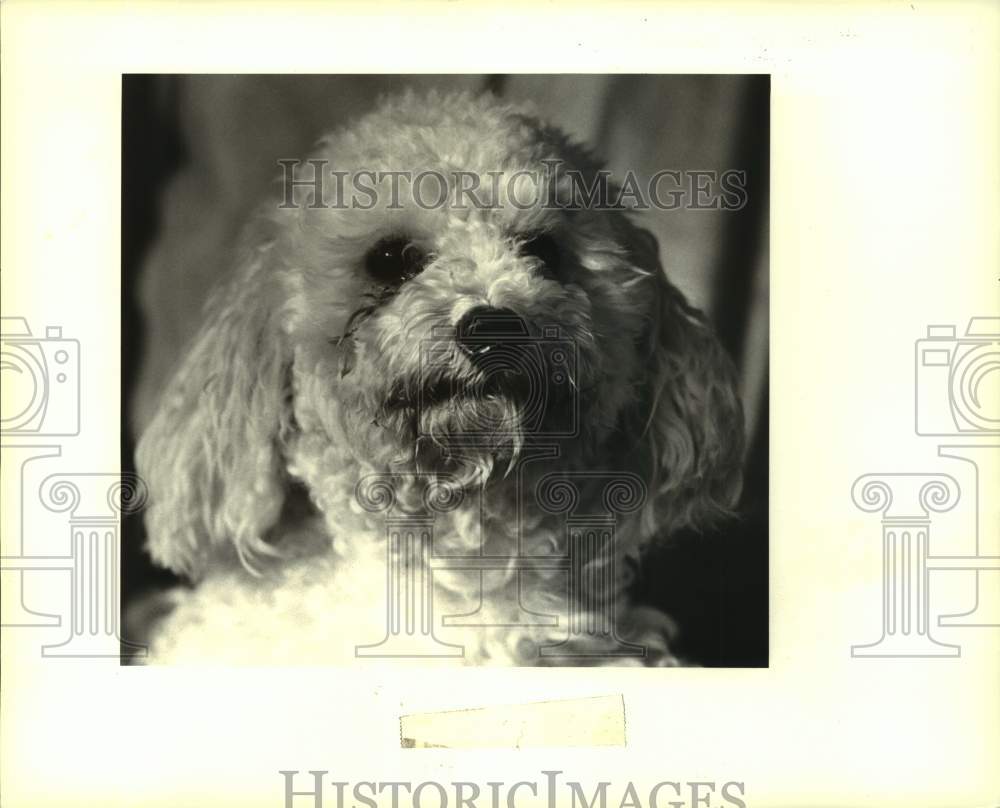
[149,429,666,666]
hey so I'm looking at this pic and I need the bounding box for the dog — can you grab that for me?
[135,90,744,665]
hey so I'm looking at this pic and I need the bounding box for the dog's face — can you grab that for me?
[280,95,652,481]
[137,91,744,577]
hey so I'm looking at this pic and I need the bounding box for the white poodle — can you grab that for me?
[136,90,744,665]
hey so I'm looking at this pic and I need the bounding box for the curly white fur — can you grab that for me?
[136,90,744,666]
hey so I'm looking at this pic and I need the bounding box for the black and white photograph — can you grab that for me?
[3,4,997,806]
[122,75,769,667]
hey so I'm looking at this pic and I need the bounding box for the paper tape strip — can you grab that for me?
[400,694,626,748]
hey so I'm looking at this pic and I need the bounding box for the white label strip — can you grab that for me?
[400,694,626,748]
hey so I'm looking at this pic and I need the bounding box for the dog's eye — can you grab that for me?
[520,232,561,277]
[364,236,426,285]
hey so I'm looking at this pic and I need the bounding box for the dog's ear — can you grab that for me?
[136,228,292,579]
[620,221,745,538]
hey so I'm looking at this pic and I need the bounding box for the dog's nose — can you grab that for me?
[455,306,528,362]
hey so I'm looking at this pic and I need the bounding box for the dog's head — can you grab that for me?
[137,90,744,578]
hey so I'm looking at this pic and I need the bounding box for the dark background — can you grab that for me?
[122,74,769,666]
